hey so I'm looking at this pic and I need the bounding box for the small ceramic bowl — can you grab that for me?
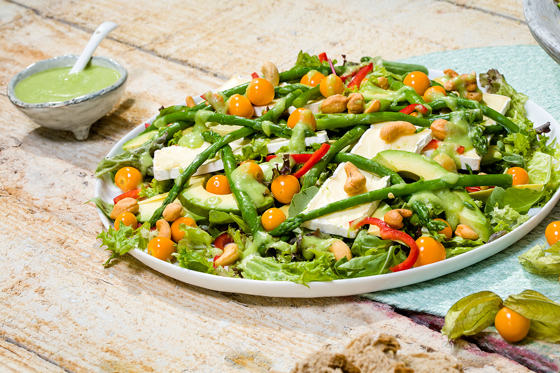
[524,0,560,65]
[7,55,127,140]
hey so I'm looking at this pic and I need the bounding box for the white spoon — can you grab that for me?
[69,21,118,74]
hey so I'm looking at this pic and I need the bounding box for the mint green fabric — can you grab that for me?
[363,46,560,317]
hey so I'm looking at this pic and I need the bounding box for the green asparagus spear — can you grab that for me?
[268,173,512,236]
[301,125,368,189]
[316,112,432,130]
[332,153,405,185]
[148,127,254,226]
[221,145,263,236]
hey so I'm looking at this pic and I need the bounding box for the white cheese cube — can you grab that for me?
[350,123,433,159]
[482,93,511,126]
[423,148,481,171]
[302,163,391,238]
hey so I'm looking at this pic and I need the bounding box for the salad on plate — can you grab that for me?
[92,52,560,284]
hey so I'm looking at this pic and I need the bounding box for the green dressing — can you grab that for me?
[15,65,120,104]
[288,123,308,152]
[260,156,296,182]
[231,162,270,207]
[179,110,211,148]
[301,236,335,260]
[432,142,461,169]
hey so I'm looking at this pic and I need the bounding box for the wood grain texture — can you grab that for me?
[0,0,549,371]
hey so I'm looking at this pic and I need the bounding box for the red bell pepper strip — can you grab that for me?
[292,143,331,178]
[113,188,141,204]
[144,123,150,129]
[213,232,233,249]
[457,146,465,154]
[318,52,328,63]
[423,139,440,151]
[251,72,259,79]
[351,217,419,272]
[265,154,313,163]
[400,104,428,115]
[347,63,373,89]
[465,187,481,192]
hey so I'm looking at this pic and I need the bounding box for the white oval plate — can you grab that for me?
[95,69,560,297]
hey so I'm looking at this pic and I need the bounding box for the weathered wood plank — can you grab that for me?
[0,338,67,373]
[9,0,535,78]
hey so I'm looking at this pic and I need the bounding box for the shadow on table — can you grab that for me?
[18,98,136,172]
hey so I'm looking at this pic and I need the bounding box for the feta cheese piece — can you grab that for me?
[423,148,481,171]
[482,93,511,126]
[302,163,390,238]
[350,123,433,159]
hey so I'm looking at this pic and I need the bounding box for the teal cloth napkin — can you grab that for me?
[362,45,560,317]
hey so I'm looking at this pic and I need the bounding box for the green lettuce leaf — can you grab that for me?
[208,210,236,224]
[288,186,319,217]
[479,69,528,117]
[235,139,269,163]
[238,254,338,284]
[441,291,503,340]
[98,225,141,267]
[175,226,220,273]
[518,243,560,275]
[87,197,114,221]
[300,235,335,260]
[527,152,552,185]
[350,230,392,257]
[504,290,560,343]
[334,248,392,279]
[443,236,485,259]
[95,132,166,177]
[488,204,530,232]
[292,51,330,70]
[138,179,174,199]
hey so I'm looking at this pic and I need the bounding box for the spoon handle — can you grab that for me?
[69,21,118,74]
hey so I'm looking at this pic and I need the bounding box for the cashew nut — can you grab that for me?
[443,69,459,78]
[466,83,477,92]
[329,239,352,261]
[433,153,457,173]
[156,219,171,239]
[321,94,348,114]
[185,95,196,108]
[347,93,365,114]
[215,243,240,266]
[377,76,389,90]
[261,61,280,87]
[455,224,479,240]
[344,162,367,196]
[384,209,413,230]
[364,99,381,113]
[163,202,183,222]
[379,121,417,143]
[444,73,477,92]
[466,91,483,102]
[110,197,139,219]
[430,119,449,141]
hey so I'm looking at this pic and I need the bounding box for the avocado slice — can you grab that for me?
[136,193,206,223]
[374,150,449,180]
[179,177,274,217]
[481,145,502,165]
[136,191,205,222]
[408,190,492,242]
[122,130,158,152]
[469,183,545,202]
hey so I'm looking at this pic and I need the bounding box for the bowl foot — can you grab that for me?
[73,125,92,140]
